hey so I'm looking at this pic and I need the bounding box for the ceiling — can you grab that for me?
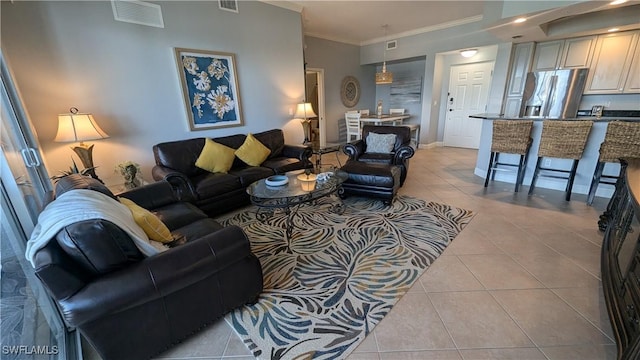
[266,0,640,46]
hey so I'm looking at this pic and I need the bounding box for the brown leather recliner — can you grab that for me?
[32,174,263,360]
[342,125,415,186]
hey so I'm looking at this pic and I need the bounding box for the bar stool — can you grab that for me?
[528,120,593,201]
[484,120,534,192]
[586,121,640,205]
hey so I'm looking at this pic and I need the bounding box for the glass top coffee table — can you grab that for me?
[246,168,348,246]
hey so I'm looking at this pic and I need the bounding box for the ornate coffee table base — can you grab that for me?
[251,193,345,249]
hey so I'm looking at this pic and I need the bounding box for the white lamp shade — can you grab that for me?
[55,111,109,143]
[294,103,317,119]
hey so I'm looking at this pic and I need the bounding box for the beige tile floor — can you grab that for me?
[86,146,618,360]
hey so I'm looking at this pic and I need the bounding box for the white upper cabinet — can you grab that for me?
[559,36,596,69]
[532,36,595,71]
[506,43,534,96]
[585,31,639,94]
[502,43,534,117]
[624,40,640,93]
[532,40,563,71]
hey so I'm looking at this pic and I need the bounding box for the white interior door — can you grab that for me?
[444,61,494,148]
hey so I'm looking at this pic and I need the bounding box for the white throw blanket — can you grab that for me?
[25,189,167,267]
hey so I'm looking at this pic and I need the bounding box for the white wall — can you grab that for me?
[1,1,305,186]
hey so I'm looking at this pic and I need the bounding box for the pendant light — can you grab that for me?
[375,24,393,85]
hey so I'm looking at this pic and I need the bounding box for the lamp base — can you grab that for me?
[71,143,102,183]
[300,119,311,144]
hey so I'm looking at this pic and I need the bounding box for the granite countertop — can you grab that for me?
[469,113,640,121]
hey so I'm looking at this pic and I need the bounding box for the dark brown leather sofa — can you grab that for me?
[152,129,312,216]
[32,174,263,360]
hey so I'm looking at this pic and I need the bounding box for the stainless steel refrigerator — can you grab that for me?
[520,68,589,118]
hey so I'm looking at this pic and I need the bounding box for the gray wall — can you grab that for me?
[303,36,375,143]
[374,59,426,128]
[362,22,510,146]
[1,1,305,186]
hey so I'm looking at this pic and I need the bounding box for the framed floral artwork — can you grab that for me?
[174,48,243,130]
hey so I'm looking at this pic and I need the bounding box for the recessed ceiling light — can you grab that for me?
[514,17,527,24]
[608,28,620,32]
[610,0,627,5]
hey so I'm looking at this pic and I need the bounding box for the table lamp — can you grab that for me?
[54,107,109,182]
[294,102,317,143]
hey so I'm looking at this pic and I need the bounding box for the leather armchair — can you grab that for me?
[343,125,415,185]
[32,175,263,360]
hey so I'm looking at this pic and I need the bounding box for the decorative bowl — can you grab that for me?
[265,175,289,187]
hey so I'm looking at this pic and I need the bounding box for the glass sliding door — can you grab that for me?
[0,51,79,359]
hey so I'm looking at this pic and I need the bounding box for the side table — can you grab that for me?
[306,142,344,170]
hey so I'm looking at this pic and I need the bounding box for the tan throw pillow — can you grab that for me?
[118,197,173,243]
[235,133,271,166]
[365,132,397,154]
[195,138,236,173]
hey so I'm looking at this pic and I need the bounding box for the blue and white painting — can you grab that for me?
[175,48,243,130]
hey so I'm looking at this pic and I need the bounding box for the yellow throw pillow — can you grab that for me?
[235,133,271,166]
[118,197,173,243]
[195,138,236,173]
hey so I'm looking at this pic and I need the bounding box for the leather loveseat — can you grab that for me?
[152,129,312,217]
[31,174,263,360]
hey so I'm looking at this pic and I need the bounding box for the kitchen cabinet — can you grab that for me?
[531,36,595,71]
[506,43,535,96]
[559,36,596,68]
[624,41,640,93]
[532,40,563,71]
[601,159,640,360]
[502,43,534,117]
[585,30,639,94]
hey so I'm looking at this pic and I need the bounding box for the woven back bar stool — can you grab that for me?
[528,120,593,201]
[484,120,534,192]
[586,121,640,205]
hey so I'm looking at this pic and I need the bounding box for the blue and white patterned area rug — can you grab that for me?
[220,195,474,360]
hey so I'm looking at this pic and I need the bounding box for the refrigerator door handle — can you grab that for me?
[544,75,558,117]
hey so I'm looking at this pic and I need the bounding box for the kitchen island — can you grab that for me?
[472,114,640,201]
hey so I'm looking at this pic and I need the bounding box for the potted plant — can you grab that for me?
[115,161,142,190]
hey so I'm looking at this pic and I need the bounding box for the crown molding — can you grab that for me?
[360,15,483,46]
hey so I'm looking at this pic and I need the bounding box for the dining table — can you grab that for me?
[359,114,410,126]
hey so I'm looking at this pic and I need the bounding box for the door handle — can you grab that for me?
[20,148,41,167]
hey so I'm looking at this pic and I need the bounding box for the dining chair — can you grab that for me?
[528,120,593,201]
[586,121,640,205]
[359,109,370,116]
[345,112,362,141]
[389,108,420,147]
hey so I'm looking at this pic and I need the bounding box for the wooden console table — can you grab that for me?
[601,158,640,360]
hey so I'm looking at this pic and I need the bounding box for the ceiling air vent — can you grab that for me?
[219,0,238,13]
[111,0,164,28]
[386,40,397,50]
